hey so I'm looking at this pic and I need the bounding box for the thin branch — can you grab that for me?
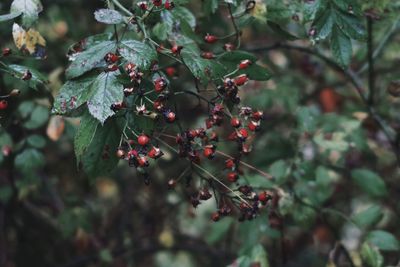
[367,17,375,105]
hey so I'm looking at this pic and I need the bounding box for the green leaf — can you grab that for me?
[99,249,113,263]
[87,71,123,124]
[26,134,46,148]
[118,40,157,70]
[206,217,234,244]
[267,21,299,41]
[0,12,21,22]
[14,148,45,173]
[353,205,383,229]
[360,242,384,267]
[181,51,213,84]
[74,111,99,158]
[218,51,258,63]
[303,0,327,22]
[53,75,95,115]
[171,6,196,29]
[10,0,42,27]
[203,0,219,15]
[78,118,120,178]
[249,244,270,267]
[7,64,47,90]
[66,41,116,79]
[297,106,319,132]
[334,10,366,40]
[152,23,168,41]
[312,7,334,40]
[351,169,387,198]
[94,9,123,24]
[330,25,352,69]
[366,230,400,251]
[20,104,49,129]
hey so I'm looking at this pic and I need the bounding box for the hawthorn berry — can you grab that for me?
[234,74,249,86]
[154,77,167,93]
[104,52,119,63]
[2,48,11,57]
[248,120,259,132]
[127,149,138,159]
[211,212,220,222]
[239,59,252,69]
[168,179,176,188]
[199,188,212,200]
[210,132,218,141]
[165,67,176,77]
[137,156,149,167]
[258,191,271,204]
[153,0,162,6]
[0,100,8,110]
[225,159,235,169]
[110,101,124,112]
[125,63,136,72]
[2,145,11,156]
[116,149,125,159]
[230,117,241,128]
[227,172,238,182]
[252,111,263,121]
[138,134,150,146]
[203,146,215,159]
[107,64,119,72]
[171,45,183,55]
[201,52,215,59]
[165,111,176,123]
[237,128,249,140]
[148,146,163,159]
[124,87,135,96]
[204,34,218,44]
[164,0,174,10]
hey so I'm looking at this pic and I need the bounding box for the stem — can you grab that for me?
[227,4,240,48]
[111,0,133,16]
[367,17,374,105]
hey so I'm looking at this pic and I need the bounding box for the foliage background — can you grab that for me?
[1,0,400,266]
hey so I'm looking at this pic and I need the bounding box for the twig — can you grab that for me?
[367,17,375,105]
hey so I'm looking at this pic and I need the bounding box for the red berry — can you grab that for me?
[153,0,162,6]
[138,134,150,146]
[241,144,251,154]
[166,111,176,123]
[252,111,263,121]
[201,52,215,59]
[171,45,183,55]
[211,212,220,222]
[203,147,214,159]
[248,120,259,131]
[204,34,218,44]
[230,117,241,128]
[125,63,136,72]
[210,132,218,141]
[227,172,238,182]
[0,100,8,110]
[239,59,252,69]
[104,52,119,63]
[234,74,249,86]
[225,159,235,169]
[148,146,163,159]
[2,145,11,156]
[2,48,11,57]
[138,1,148,10]
[127,149,138,159]
[154,77,167,93]
[258,191,268,202]
[164,0,174,10]
[237,128,248,139]
[165,67,176,77]
[137,156,149,167]
[107,64,119,72]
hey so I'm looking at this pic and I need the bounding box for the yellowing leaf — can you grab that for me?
[12,23,46,58]
[46,115,65,141]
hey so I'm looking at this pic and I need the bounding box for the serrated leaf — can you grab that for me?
[334,9,366,40]
[66,41,116,79]
[366,230,400,251]
[330,25,352,69]
[181,50,214,84]
[94,9,123,24]
[86,71,124,124]
[118,40,157,70]
[12,23,46,58]
[312,7,334,40]
[14,148,45,173]
[0,12,21,22]
[10,0,42,27]
[360,242,384,267]
[74,111,99,159]
[78,119,120,178]
[268,21,299,41]
[303,0,327,22]
[351,169,387,197]
[171,6,196,28]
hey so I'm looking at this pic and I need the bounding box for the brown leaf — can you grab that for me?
[46,115,65,141]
